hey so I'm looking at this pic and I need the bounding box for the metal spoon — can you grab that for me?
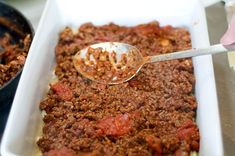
[73,42,228,84]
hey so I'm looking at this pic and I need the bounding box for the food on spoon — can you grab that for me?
[73,47,139,84]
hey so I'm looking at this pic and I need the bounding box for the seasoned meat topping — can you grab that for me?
[37,22,199,156]
[0,33,31,87]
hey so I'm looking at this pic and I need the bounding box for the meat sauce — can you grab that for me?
[73,47,137,84]
[37,22,199,156]
[0,33,31,87]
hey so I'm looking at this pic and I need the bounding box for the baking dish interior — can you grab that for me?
[1,0,223,156]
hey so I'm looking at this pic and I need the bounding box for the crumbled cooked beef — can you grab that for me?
[0,33,31,87]
[37,22,199,156]
[73,47,139,84]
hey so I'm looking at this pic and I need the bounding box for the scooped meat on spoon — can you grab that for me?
[73,42,229,85]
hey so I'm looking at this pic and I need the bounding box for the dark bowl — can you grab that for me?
[0,2,34,110]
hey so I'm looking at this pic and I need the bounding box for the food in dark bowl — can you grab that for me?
[0,2,33,109]
[37,22,199,156]
[0,33,31,87]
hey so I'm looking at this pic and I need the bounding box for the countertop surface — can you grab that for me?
[1,0,235,155]
[207,2,235,156]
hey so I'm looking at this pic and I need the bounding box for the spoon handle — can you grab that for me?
[148,44,228,63]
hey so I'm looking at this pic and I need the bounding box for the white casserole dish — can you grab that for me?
[1,0,223,155]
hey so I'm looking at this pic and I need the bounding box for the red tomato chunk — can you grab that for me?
[44,147,77,156]
[146,135,163,156]
[177,120,200,151]
[97,113,132,136]
[51,82,73,101]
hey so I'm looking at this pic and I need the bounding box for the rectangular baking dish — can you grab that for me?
[1,0,223,155]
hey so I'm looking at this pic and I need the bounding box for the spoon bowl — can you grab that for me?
[73,42,145,84]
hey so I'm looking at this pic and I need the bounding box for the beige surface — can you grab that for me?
[6,0,46,29]
[206,2,235,156]
[228,52,235,69]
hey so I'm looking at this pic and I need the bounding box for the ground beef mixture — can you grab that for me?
[73,47,140,84]
[37,21,200,156]
[0,33,31,87]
